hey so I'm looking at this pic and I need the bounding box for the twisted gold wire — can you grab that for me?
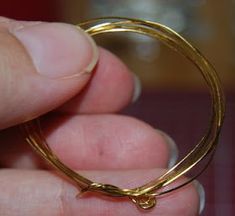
[22,17,225,210]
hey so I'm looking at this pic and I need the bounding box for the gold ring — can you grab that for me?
[22,17,225,210]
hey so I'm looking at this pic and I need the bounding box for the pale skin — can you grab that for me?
[0,17,200,215]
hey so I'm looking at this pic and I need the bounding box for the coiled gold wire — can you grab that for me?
[22,17,225,210]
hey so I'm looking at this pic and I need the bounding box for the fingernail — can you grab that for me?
[11,22,98,78]
[156,130,179,168]
[132,74,142,103]
[194,180,206,215]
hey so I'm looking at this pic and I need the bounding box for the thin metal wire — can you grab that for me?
[22,17,225,210]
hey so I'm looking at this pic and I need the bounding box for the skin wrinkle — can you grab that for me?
[58,178,66,216]
[44,115,84,167]
[87,119,109,160]
[76,119,89,160]
[100,122,133,161]
[95,118,132,161]
[0,32,13,105]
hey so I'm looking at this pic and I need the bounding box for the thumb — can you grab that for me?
[0,17,98,129]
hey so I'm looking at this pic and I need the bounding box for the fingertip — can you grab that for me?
[11,22,98,78]
[0,19,99,129]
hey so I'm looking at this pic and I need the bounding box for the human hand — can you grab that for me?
[0,17,203,215]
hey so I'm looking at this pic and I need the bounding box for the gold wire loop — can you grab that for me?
[22,17,225,210]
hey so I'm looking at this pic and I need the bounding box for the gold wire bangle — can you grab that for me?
[22,17,225,210]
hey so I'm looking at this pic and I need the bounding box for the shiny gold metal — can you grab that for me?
[22,17,225,210]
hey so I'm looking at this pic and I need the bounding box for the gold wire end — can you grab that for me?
[130,195,157,210]
[76,186,90,198]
